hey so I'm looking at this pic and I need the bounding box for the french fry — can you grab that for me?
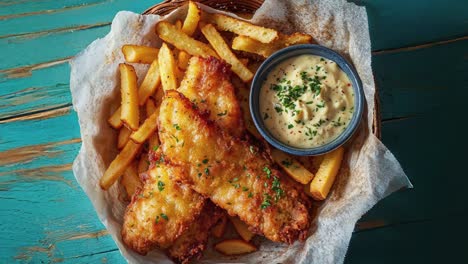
[100,140,142,190]
[205,13,278,43]
[108,106,123,129]
[158,43,178,92]
[119,64,139,130]
[201,23,253,82]
[175,20,182,29]
[214,239,257,255]
[232,35,275,58]
[235,81,261,138]
[229,216,254,241]
[122,45,159,64]
[130,107,160,144]
[121,162,142,197]
[138,59,161,106]
[138,154,149,174]
[177,51,190,70]
[182,1,201,36]
[271,149,314,184]
[211,214,228,238]
[156,21,218,58]
[146,98,157,116]
[309,147,344,200]
[118,127,132,149]
[232,33,313,58]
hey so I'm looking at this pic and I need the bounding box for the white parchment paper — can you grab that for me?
[70,1,412,263]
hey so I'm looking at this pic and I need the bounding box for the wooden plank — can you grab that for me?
[358,0,468,51]
[347,213,468,263]
[374,38,467,120]
[0,61,70,120]
[0,112,125,263]
[0,0,156,38]
[0,24,109,70]
[0,0,107,16]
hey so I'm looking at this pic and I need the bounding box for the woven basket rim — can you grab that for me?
[143,0,381,138]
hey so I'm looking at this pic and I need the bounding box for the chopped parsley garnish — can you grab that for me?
[248,192,253,198]
[287,124,294,129]
[281,159,293,167]
[332,117,344,127]
[242,187,249,192]
[313,119,326,128]
[202,158,209,164]
[157,181,165,192]
[160,213,168,220]
[153,145,159,151]
[204,168,210,175]
[271,176,284,201]
[173,124,181,130]
[263,166,271,179]
[263,112,269,120]
[261,193,272,209]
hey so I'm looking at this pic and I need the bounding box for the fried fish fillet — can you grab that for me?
[167,201,224,264]
[121,154,205,255]
[158,91,310,243]
[123,56,243,258]
[178,56,244,137]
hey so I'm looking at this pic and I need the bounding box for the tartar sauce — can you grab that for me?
[260,54,354,148]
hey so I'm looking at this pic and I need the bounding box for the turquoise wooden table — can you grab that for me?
[1,0,467,263]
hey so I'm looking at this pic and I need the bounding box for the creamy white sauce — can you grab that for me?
[260,54,354,148]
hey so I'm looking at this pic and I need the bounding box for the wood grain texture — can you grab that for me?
[352,0,468,51]
[1,0,467,263]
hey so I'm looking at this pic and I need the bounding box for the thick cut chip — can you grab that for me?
[121,156,205,254]
[130,107,160,144]
[108,106,123,129]
[167,201,224,264]
[177,51,191,70]
[146,98,157,116]
[232,33,313,58]
[122,45,159,64]
[100,140,141,190]
[234,80,261,139]
[158,43,178,92]
[214,239,257,255]
[229,216,254,241]
[177,56,244,137]
[205,13,278,43]
[309,147,344,200]
[119,63,139,130]
[118,127,132,149]
[121,162,142,197]
[200,23,253,82]
[271,149,315,184]
[138,59,161,106]
[156,21,218,58]
[158,91,310,243]
[182,1,201,36]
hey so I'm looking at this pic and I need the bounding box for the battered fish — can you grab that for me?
[167,201,224,264]
[158,91,310,243]
[121,154,205,255]
[178,56,244,137]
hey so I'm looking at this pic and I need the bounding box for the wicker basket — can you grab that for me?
[144,0,381,138]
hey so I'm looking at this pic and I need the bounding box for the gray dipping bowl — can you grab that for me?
[250,44,364,156]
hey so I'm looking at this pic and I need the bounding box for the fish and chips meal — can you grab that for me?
[99,2,349,263]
